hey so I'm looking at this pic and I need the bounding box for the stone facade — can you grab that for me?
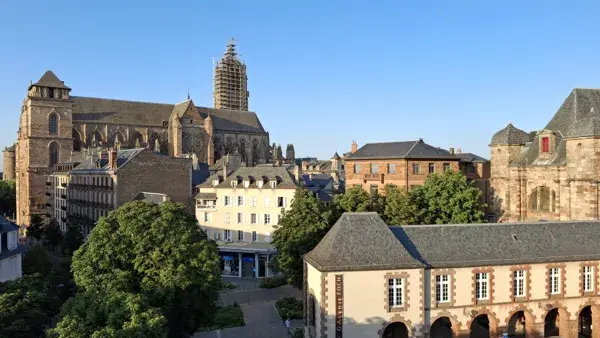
[490,88,600,222]
[2,145,15,181]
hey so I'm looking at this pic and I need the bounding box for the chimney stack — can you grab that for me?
[457,148,462,154]
[109,148,118,169]
[351,141,358,154]
[293,164,301,182]
[301,160,309,170]
[449,147,455,155]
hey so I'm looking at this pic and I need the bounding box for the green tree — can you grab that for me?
[27,215,44,241]
[0,273,61,338]
[48,290,167,338]
[66,201,221,337]
[332,185,386,218]
[411,170,486,224]
[22,243,52,277]
[43,219,63,251]
[272,187,333,289]
[62,222,83,255]
[383,184,418,225]
[0,180,16,217]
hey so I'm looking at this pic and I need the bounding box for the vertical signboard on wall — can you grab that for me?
[335,274,344,338]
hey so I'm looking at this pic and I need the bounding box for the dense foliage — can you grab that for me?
[273,170,486,289]
[275,296,303,320]
[199,304,245,331]
[0,179,16,217]
[54,201,221,338]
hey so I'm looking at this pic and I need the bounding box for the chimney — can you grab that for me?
[293,164,301,182]
[109,148,117,169]
[457,148,462,154]
[301,160,309,170]
[449,147,455,155]
[351,141,358,154]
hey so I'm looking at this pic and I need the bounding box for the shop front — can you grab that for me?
[218,242,276,278]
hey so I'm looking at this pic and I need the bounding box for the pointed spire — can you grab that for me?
[187,89,190,100]
[225,37,237,58]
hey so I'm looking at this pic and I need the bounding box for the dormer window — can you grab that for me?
[541,137,549,153]
[212,179,219,186]
[257,181,264,189]
[243,180,250,188]
[270,180,277,188]
[231,181,238,188]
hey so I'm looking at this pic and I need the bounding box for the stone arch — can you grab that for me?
[505,306,536,338]
[529,186,556,213]
[48,141,60,168]
[576,302,600,338]
[131,131,144,148]
[48,111,59,136]
[87,130,105,148]
[225,136,234,155]
[466,309,499,338]
[213,137,223,160]
[110,132,126,147]
[378,314,414,338]
[543,305,570,337]
[72,129,83,151]
[431,311,461,338]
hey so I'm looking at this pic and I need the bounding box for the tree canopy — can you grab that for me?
[58,201,221,338]
[0,180,16,217]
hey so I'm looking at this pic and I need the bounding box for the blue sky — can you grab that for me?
[1,1,600,166]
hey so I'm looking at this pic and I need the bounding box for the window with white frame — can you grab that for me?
[224,212,231,224]
[277,197,287,208]
[513,270,525,297]
[224,230,231,241]
[270,181,277,188]
[251,196,257,207]
[265,232,271,242]
[224,196,232,206]
[264,197,270,207]
[257,181,263,188]
[214,232,220,240]
[204,212,211,223]
[550,268,560,295]
[243,180,250,188]
[237,213,244,224]
[7,231,17,250]
[264,214,271,224]
[237,196,245,206]
[475,272,489,300]
[584,266,594,292]
[388,278,403,307]
[252,231,257,242]
[251,213,257,224]
[237,230,244,241]
[435,275,450,303]
[9,257,16,273]
[231,181,238,188]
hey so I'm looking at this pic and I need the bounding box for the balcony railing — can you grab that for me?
[363,173,384,182]
[196,204,216,209]
[68,183,113,191]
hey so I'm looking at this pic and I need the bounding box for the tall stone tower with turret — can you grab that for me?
[213,38,249,111]
[16,71,73,227]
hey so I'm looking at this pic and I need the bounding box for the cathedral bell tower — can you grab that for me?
[213,38,249,111]
[16,71,74,227]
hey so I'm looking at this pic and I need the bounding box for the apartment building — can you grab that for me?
[0,216,23,282]
[304,212,600,338]
[196,165,297,278]
[47,147,192,236]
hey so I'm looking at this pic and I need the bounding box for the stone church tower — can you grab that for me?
[16,71,73,226]
[213,39,249,111]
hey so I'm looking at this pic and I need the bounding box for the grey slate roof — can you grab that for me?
[346,140,458,160]
[199,166,298,190]
[0,217,19,234]
[454,152,489,163]
[195,192,217,199]
[71,148,146,172]
[70,96,266,133]
[304,213,425,272]
[545,88,600,136]
[565,116,600,138]
[489,123,529,146]
[31,70,71,90]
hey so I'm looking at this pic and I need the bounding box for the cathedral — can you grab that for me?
[15,41,271,227]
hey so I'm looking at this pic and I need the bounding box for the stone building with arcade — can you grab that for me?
[15,41,271,227]
[490,88,600,222]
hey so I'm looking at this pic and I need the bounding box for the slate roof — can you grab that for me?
[0,216,19,234]
[4,144,15,152]
[31,70,70,90]
[546,88,600,136]
[132,192,170,205]
[195,192,217,199]
[199,166,298,190]
[306,213,600,271]
[346,140,458,160]
[454,152,489,163]
[70,148,146,172]
[489,123,529,146]
[70,96,266,133]
[304,213,425,272]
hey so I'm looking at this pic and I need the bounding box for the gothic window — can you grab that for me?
[529,186,555,213]
[131,131,144,148]
[49,142,60,167]
[251,139,259,166]
[225,137,234,155]
[72,129,82,151]
[239,138,247,163]
[49,113,58,135]
[111,132,125,147]
[89,130,104,148]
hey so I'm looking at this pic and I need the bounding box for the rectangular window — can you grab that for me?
[264,214,271,224]
[277,197,287,208]
[370,184,378,195]
[353,164,361,174]
[237,230,244,241]
[412,163,420,174]
[224,230,231,241]
[443,163,451,171]
[371,164,379,174]
[9,257,16,273]
[388,163,396,174]
[513,270,525,297]
[429,163,435,174]
[542,137,549,153]
[388,278,403,307]
[475,272,489,300]
[203,212,211,223]
[264,197,270,207]
[550,268,560,294]
[237,213,244,224]
[435,275,450,303]
[224,196,231,206]
[251,213,257,224]
[584,266,594,292]
[7,231,17,250]
[237,196,245,206]
[252,231,257,242]
[251,196,257,207]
